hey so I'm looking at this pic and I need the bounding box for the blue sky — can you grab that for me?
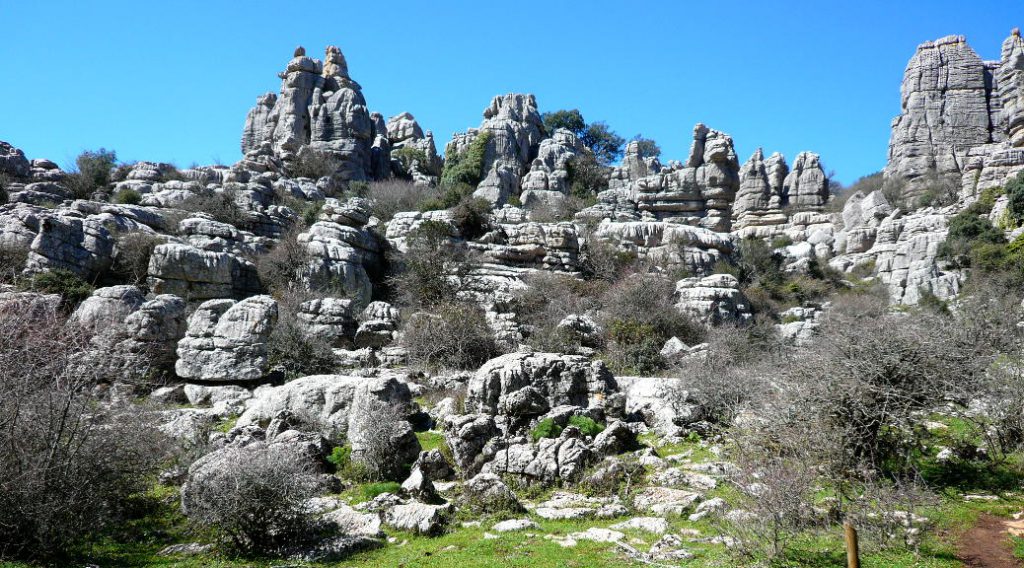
[1,1,1020,184]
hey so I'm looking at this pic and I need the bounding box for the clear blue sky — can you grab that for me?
[1,1,1020,184]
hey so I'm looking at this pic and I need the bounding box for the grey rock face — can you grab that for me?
[484,434,593,482]
[674,274,752,325]
[519,129,586,208]
[0,141,31,178]
[175,295,278,382]
[470,222,580,272]
[353,301,399,348]
[298,198,382,311]
[885,32,1024,196]
[466,352,619,417]
[462,472,524,512]
[69,285,146,332]
[241,45,374,181]
[782,152,828,208]
[297,297,357,347]
[590,221,733,275]
[383,502,453,536]
[239,375,367,436]
[442,413,499,474]
[445,93,544,205]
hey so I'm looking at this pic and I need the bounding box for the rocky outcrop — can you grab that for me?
[466,352,620,418]
[298,198,383,311]
[446,93,545,205]
[887,30,1024,198]
[589,220,733,275]
[519,129,586,209]
[0,141,31,178]
[674,274,752,325]
[241,45,374,181]
[175,295,278,382]
[70,285,146,333]
[782,152,829,208]
[471,222,580,272]
[386,112,442,184]
[297,297,357,347]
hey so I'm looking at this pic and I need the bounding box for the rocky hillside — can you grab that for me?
[2,28,1024,568]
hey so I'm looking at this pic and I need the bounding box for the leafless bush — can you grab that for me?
[0,311,169,559]
[511,272,604,353]
[348,401,420,482]
[266,290,338,380]
[0,243,27,284]
[109,231,163,287]
[722,434,823,561]
[402,302,501,371]
[288,147,341,180]
[365,179,433,221]
[256,228,310,295]
[179,188,253,230]
[182,445,321,554]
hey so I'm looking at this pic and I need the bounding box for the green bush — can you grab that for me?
[566,152,608,199]
[24,269,94,307]
[392,146,427,176]
[113,187,141,205]
[450,196,492,240]
[441,131,492,188]
[65,148,117,199]
[417,182,475,212]
[327,445,352,469]
[770,235,793,248]
[530,418,562,441]
[358,481,402,501]
[568,415,604,437]
[1006,171,1024,224]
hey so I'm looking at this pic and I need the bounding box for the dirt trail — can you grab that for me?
[957,514,1021,568]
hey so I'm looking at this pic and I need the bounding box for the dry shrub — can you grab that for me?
[0,244,28,284]
[109,231,163,288]
[365,179,432,221]
[256,228,311,296]
[182,445,321,554]
[0,309,169,559]
[288,147,340,180]
[511,272,605,353]
[179,189,252,230]
[402,302,500,371]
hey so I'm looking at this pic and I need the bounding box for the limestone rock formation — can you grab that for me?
[674,274,752,325]
[886,30,1024,197]
[519,129,586,209]
[445,93,545,205]
[782,152,828,208]
[175,295,278,382]
[241,45,374,181]
[466,352,620,418]
[0,141,31,178]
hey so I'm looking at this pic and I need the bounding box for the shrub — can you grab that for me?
[580,237,639,281]
[770,235,793,248]
[391,146,427,176]
[113,187,141,205]
[0,312,168,559]
[365,179,430,221]
[0,245,28,284]
[566,152,608,199]
[1005,171,1024,223]
[288,147,340,179]
[327,445,353,469]
[255,229,310,295]
[913,173,960,208]
[179,189,252,230]
[64,148,117,199]
[530,418,562,441]
[450,196,492,240]
[109,232,162,287]
[23,268,94,307]
[0,172,10,204]
[182,445,321,554]
[402,302,500,370]
[441,131,492,188]
[510,272,604,353]
[266,292,338,380]
[568,415,604,437]
[389,221,466,309]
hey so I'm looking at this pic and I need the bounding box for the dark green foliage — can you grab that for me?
[450,196,492,240]
[938,210,1007,269]
[567,415,604,437]
[630,134,661,159]
[392,146,427,176]
[179,189,252,230]
[1006,171,1024,224]
[0,172,9,205]
[542,109,625,165]
[530,418,562,441]
[65,148,117,199]
[113,187,142,205]
[542,109,587,136]
[24,269,94,307]
[416,182,475,212]
[716,238,840,314]
[441,131,492,188]
[566,152,608,200]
